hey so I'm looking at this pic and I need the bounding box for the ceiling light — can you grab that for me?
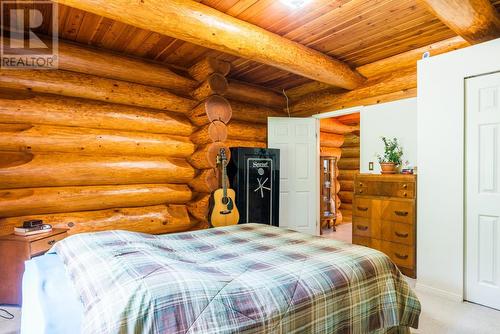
[280,0,312,9]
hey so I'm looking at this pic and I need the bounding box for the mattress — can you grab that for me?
[51,224,420,333]
[21,253,83,334]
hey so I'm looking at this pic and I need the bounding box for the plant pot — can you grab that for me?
[380,162,397,174]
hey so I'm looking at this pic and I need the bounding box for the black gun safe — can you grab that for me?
[227,147,280,227]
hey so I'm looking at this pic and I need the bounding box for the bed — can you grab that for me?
[21,224,420,334]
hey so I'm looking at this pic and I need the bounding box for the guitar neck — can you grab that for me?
[222,160,227,198]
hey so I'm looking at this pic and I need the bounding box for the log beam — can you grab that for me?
[227,121,267,142]
[55,0,365,89]
[225,140,266,149]
[187,194,211,223]
[0,92,195,135]
[230,100,285,124]
[188,168,219,193]
[291,67,416,115]
[0,69,197,113]
[188,57,231,82]
[188,142,231,169]
[0,151,195,188]
[0,205,194,237]
[320,119,360,135]
[190,121,228,145]
[419,0,500,44]
[191,73,228,101]
[320,132,345,148]
[0,184,192,218]
[320,147,342,158]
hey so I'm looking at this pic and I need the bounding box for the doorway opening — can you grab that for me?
[318,112,360,243]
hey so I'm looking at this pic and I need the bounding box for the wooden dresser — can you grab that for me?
[352,174,416,278]
[0,229,68,305]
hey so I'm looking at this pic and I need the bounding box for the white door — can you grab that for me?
[465,72,500,310]
[268,117,319,235]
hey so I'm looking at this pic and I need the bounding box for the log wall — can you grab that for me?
[319,116,360,226]
[0,42,285,237]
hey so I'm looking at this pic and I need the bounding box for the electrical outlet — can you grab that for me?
[368,162,374,171]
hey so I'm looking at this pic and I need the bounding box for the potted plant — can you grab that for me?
[377,137,404,174]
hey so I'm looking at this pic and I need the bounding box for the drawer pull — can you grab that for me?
[395,231,409,238]
[359,183,363,187]
[394,210,409,217]
[357,206,369,211]
[358,189,364,193]
[402,184,408,189]
[395,253,408,260]
[47,240,56,246]
[356,225,369,231]
[403,192,408,197]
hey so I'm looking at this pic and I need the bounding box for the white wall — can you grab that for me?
[360,98,417,174]
[417,38,500,301]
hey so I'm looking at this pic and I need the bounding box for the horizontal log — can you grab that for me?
[1,37,197,94]
[340,203,353,212]
[230,100,285,124]
[57,0,365,89]
[227,121,267,142]
[338,191,353,204]
[226,79,286,108]
[0,92,195,135]
[339,180,354,192]
[0,151,195,188]
[188,95,232,126]
[0,184,192,218]
[188,57,231,82]
[190,121,227,145]
[338,158,360,170]
[335,113,360,125]
[291,67,416,115]
[0,123,194,158]
[225,139,267,149]
[320,132,344,148]
[357,37,468,78]
[0,205,194,237]
[320,146,341,158]
[342,134,360,148]
[188,168,219,193]
[338,169,358,181]
[320,119,359,135]
[188,142,231,169]
[187,194,211,223]
[191,74,228,100]
[0,69,197,113]
[341,147,360,158]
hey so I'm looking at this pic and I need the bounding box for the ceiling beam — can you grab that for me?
[418,0,500,44]
[54,0,365,90]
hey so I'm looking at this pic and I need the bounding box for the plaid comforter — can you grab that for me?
[52,224,420,334]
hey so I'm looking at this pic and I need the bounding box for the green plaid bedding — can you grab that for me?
[52,224,420,334]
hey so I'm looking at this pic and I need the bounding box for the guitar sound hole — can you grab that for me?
[222,197,229,205]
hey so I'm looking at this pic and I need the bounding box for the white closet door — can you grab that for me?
[268,117,319,235]
[465,71,500,310]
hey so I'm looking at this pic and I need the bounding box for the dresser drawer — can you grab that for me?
[382,222,415,245]
[30,232,67,256]
[381,241,414,269]
[381,200,415,224]
[355,181,415,199]
[352,217,381,239]
[352,236,382,251]
[353,198,372,218]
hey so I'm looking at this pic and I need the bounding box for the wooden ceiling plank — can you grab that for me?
[61,7,85,41]
[75,12,104,44]
[418,0,500,43]
[54,0,365,89]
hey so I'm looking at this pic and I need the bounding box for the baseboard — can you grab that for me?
[415,282,463,302]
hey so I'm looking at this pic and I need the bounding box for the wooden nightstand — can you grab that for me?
[0,228,68,305]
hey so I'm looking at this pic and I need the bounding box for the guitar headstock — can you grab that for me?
[219,148,227,164]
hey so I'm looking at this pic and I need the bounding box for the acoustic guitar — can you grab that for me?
[210,148,240,227]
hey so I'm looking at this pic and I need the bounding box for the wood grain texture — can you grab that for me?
[227,121,267,142]
[0,123,194,158]
[187,95,232,126]
[0,92,195,135]
[188,142,231,169]
[0,151,195,188]
[291,67,417,115]
[320,119,360,135]
[188,57,231,82]
[320,132,345,148]
[187,194,211,223]
[0,184,192,218]
[190,121,228,145]
[0,69,197,113]
[188,168,220,193]
[0,205,194,236]
[0,37,197,94]
[320,146,342,158]
[226,79,286,108]
[54,0,365,89]
[191,74,229,100]
[419,0,500,43]
[230,100,285,123]
[225,139,267,148]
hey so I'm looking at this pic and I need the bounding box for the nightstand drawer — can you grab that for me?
[352,217,381,239]
[30,232,67,256]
